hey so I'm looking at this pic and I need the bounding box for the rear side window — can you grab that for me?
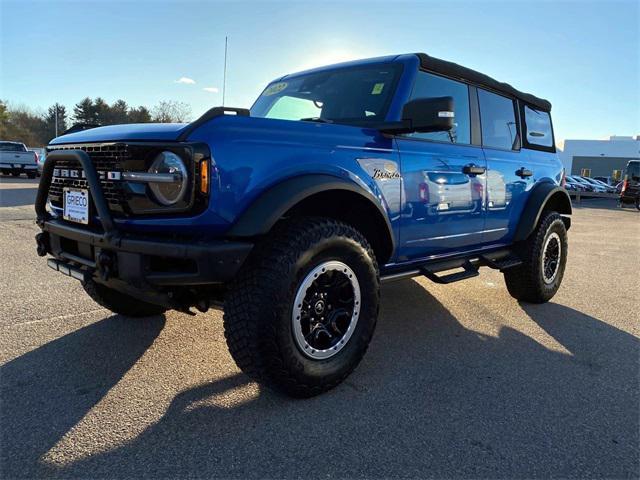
[0,142,26,152]
[478,89,519,150]
[524,105,553,148]
[405,72,470,144]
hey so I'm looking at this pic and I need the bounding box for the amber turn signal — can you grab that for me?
[200,159,209,194]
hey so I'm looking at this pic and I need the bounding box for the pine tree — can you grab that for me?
[128,106,152,123]
[108,99,129,125]
[93,97,110,125]
[73,97,96,124]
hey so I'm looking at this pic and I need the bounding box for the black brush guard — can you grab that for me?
[35,150,253,291]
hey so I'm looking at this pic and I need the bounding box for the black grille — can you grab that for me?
[46,143,130,215]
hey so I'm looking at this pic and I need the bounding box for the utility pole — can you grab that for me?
[222,36,228,106]
[54,104,58,137]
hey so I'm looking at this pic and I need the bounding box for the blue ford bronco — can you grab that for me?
[35,53,571,397]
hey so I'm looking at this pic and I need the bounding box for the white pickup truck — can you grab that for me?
[0,141,38,178]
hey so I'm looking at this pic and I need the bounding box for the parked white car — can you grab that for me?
[0,141,38,178]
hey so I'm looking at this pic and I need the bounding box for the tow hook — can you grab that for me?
[97,251,115,281]
[35,232,50,257]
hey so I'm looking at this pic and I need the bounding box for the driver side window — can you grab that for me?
[405,72,471,144]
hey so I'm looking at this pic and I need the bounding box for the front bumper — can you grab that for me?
[35,150,252,293]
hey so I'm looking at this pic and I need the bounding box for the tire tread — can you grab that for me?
[223,217,379,397]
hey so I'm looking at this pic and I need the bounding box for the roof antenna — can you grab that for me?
[222,36,228,106]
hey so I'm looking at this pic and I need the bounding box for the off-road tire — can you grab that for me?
[504,211,568,303]
[223,217,380,398]
[82,280,167,317]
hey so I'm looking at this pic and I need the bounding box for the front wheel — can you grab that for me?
[224,217,380,398]
[504,211,568,303]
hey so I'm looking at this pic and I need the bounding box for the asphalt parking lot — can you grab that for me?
[1,177,638,479]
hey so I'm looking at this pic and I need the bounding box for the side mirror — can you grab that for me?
[379,96,455,134]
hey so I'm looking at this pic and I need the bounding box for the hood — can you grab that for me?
[49,123,188,145]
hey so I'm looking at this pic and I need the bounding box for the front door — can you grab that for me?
[396,71,486,262]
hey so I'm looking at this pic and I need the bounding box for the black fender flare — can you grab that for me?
[227,174,395,251]
[514,182,572,242]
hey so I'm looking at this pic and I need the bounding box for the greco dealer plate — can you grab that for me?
[63,187,89,224]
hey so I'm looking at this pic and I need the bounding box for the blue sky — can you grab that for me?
[1,0,638,143]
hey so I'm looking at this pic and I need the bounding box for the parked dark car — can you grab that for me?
[620,160,640,209]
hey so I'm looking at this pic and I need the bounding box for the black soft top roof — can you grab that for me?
[416,53,551,112]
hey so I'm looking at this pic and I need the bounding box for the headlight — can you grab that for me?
[148,151,188,205]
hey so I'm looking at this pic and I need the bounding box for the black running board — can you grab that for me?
[479,253,522,271]
[421,260,479,284]
[381,249,523,285]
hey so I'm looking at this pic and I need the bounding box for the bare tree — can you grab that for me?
[151,100,192,123]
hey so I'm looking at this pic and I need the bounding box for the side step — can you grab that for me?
[480,254,522,271]
[420,260,479,284]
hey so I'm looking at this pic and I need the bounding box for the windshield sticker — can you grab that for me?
[262,82,288,96]
[371,83,385,95]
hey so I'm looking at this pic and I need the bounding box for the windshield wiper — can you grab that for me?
[300,117,333,124]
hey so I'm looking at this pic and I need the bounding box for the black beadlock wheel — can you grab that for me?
[82,280,167,317]
[223,217,380,398]
[504,211,568,303]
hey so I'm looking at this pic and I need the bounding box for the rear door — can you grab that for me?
[477,89,531,244]
[396,72,486,261]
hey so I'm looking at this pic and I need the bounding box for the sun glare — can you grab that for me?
[292,49,373,73]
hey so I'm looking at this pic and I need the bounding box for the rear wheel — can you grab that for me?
[224,217,379,397]
[11,171,20,177]
[82,280,167,317]
[27,171,36,179]
[504,211,568,303]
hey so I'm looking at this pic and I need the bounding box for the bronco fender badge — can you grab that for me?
[357,158,402,181]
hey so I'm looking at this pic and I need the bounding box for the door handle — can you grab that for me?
[462,164,486,176]
[516,167,533,178]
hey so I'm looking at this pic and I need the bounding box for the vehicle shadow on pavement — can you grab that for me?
[0,314,166,479]
[2,281,638,479]
[0,187,39,208]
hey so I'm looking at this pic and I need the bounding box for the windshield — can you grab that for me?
[251,63,401,126]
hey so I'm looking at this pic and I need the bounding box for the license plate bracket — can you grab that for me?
[63,188,90,225]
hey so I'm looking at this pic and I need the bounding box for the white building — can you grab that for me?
[559,136,640,179]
